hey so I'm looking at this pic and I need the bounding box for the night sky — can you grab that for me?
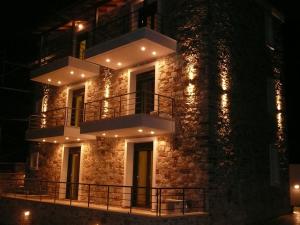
[0,0,299,163]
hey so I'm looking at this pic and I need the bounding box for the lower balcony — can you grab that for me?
[0,178,207,218]
[81,92,175,138]
[26,107,95,143]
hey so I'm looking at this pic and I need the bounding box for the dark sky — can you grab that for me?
[0,0,299,163]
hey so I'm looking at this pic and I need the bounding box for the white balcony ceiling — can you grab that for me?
[86,27,177,70]
[31,57,100,86]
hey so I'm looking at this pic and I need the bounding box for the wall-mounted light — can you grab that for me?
[294,184,300,190]
[24,211,30,216]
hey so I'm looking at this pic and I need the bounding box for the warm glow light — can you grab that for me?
[77,138,81,141]
[294,184,300,190]
[47,78,51,82]
[102,133,106,136]
[141,46,146,51]
[70,70,74,75]
[150,131,155,134]
[114,135,118,138]
[54,140,57,143]
[117,62,122,66]
[138,129,143,133]
[77,23,84,31]
[106,58,111,63]
[57,81,61,85]
[42,139,46,142]
[24,211,30,216]
[152,51,157,56]
[65,137,69,140]
[187,83,195,96]
[81,73,85,78]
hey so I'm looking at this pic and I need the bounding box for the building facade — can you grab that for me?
[0,0,290,225]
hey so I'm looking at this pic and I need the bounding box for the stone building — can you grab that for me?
[0,0,290,225]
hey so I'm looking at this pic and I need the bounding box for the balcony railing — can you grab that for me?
[0,179,206,216]
[84,92,174,122]
[28,107,83,130]
[39,7,161,66]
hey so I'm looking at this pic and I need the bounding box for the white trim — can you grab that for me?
[59,143,83,199]
[123,137,157,209]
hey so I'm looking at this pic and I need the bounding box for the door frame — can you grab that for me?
[59,143,83,199]
[66,82,87,126]
[127,62,159,115]
[123,137,158,210]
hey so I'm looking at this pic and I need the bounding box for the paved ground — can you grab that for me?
[256,208,300,225]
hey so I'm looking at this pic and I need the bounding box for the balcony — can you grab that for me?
[81,92,175,137]
[26,107,95,143]
[30,56,100,86]
[85,27,176,70]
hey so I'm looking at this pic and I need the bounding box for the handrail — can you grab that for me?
[0,178,207,216]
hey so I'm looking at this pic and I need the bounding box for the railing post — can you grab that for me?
[39,181,42,201]
[182,188,185,215]
[64,107,68,126]
[70,182,72,206]
[156,188,159,216]
[54,182,57,204]
[106,186,110,211]
[88,184,91,208]
[157,95,160,117]
[159,188,162,216]
[119,96,122,117]
[129,186,132,214]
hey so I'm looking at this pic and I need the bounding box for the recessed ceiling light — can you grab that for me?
[81,73,85,78]
[65,137,69,140]
[57,81,61,85]
[152,51,157,56]
[117,62,122,66]
[77,138,81,141]
[141,46,146,51]
[106,59,111,63]
[150,131,155,134]
[102,133,106,136]
[42,139,46,142]
[54,140,57,143]
[114,134,118,138]
[138,129,143,133]
[70,70,74,75]
[47,78,52,82]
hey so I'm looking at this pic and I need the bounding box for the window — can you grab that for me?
[30,152,39,170]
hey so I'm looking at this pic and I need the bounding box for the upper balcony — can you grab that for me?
[26,107,95,143]
[81,92,175,138]
[31,3,176,86]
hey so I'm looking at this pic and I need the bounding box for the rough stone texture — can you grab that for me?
[0,198,209,225]
[23,0,290,225]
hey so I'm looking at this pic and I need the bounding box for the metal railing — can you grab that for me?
[28,107,83,129]
[38,7,161,65]
[0,178,206,216]
[84,92,174,122]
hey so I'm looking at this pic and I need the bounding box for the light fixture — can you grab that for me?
[65,137,69,140]
[295,184,300,190]
[70,70,74,75]
[138,129,143,133]
[140,46,146,51]
[114,134,118,138]
[42,139,46,142]
[81,73,85,78]
[150,131,155,135]
[77,23,84,31]
[152,51,157,56]
[77,138,81,141]
[57,81,61,85]
[106,59,111,63]
[102,133,106,136]
[47,78,52,82]
[24,211,30,216]
[54,140,57,143]
[117,62,122,66]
